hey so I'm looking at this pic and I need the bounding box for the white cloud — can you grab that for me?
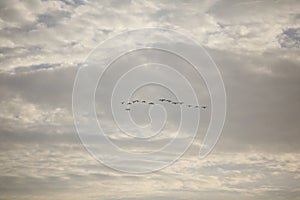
[0,96,72,130]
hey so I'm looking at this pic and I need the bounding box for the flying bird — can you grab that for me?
[201,106,207,109]
[149,102,154,105]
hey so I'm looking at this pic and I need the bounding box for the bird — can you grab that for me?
[121,101,125,104]
[159,98,166,102]
[195,105,199,108]
[166,100,172,102]
[142,100,146,103]
[187,105,192,107]
[201,106,207,109]
[172,102,178,104]
[132,100,139,103]
[149,102,154,105]
[125,108,131,111]
[127,102,132,105]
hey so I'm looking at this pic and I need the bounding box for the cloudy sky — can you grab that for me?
[1,0,300,199]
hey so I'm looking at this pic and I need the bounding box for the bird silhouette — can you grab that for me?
[120,98,207,112]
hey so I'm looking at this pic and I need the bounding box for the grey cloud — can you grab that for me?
[208,48,300,153]
[279,27,300,48]
[37,10,71,28]
[0,66,77,108]
[13,63,61,73]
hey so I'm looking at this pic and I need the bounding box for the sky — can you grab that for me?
[0,0,300,199]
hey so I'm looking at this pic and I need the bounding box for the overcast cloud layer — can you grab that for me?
[0,0,300,199]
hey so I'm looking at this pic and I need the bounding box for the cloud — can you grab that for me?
[279,27,300,48]
[0,0,300,199]
[1,144,299,200]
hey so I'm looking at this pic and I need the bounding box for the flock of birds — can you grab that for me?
[121,98,207,111]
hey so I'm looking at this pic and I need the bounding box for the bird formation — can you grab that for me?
[121,98,207,111]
